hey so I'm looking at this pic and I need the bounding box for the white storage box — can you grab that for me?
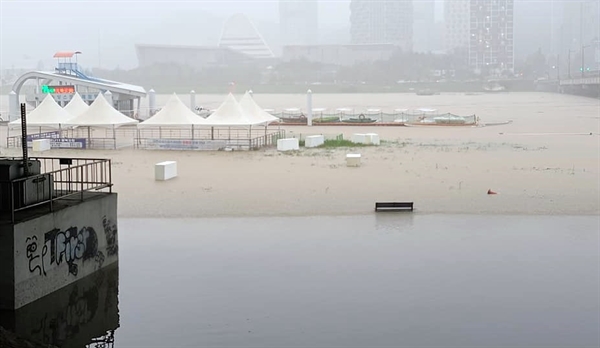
[277,138,300,151]
[155,161,177,181]
[346,154,361,167]
[305,135,324,148]
[351,133,367,144]
[365,133,380,145]
[32,139,51,152]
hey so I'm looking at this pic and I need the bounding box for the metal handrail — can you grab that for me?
[1,157,112,223]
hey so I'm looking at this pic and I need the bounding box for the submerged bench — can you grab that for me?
[375,202,414,212]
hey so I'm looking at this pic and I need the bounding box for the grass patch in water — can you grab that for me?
[318,139,367,148]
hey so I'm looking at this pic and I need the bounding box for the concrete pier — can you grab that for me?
[0,156,118,311]
[0,262,119,347]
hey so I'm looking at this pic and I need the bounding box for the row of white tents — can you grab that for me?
[9,91,279,130]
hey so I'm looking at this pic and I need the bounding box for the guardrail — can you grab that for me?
[0,157,112,223]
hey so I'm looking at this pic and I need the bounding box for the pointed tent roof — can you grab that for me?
[238,92,279,125]
[139,93,209,128]
[9,94,74,129]
[204,93,263,127]
[63,92,89,118]
[65,93,138,128]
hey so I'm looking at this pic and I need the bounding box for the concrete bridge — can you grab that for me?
[535,74,600,98]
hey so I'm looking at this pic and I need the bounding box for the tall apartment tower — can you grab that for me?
[444,0,470,53]
[279,0,319,46]
[413,0,436,53]
[350,0,413,52]
[468,0,515,75]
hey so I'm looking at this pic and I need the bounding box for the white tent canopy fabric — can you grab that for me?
[204,93,264,127]
[66,93,138,128]
[9,94,74,129]
[63,92,89,118]
[138,93,209,128]
[238,92,279,125]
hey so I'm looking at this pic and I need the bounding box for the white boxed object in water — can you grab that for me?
[32,139,51,152]
[155,161,177,181]
[351,134,367,144]
[365,133,380,145]
[346,154,361,167]
[305,135,324,148]
[277,138,299,151]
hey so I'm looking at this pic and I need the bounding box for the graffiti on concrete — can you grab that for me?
[25,225,106,277]
[103,216,118,257]
[25,236,45,276]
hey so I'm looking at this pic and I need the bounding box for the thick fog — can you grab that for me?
[0,0,356,69]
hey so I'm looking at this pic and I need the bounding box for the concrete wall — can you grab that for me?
[2,193,118,310]
[0,226,15,310]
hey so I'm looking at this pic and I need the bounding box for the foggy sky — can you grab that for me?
[0,0,445,70]
[0,0,349,70]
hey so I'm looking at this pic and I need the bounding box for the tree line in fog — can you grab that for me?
[93,50,555,92]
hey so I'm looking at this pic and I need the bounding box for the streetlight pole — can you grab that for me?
[556,54,561,93]
[568,50,574,78]
[582,45,591,78]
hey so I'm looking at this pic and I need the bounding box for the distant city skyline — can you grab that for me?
[1,0,597,72]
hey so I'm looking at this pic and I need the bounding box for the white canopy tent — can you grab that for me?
[238,92,279,125]
[65,93,138,149]
[139,93,209,127]
[63,92,90,118]
[9,94,74,129]
[204,93,264,127]
[66,93,138,128]
[138,93,209,140]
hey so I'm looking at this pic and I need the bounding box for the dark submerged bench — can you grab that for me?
[375,202,414,212]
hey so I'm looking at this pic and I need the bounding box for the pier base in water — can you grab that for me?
[0,193,118,310]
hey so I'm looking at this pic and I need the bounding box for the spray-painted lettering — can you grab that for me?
[103,215,118,257]
[25,236,46,276]
[25,225,105,277]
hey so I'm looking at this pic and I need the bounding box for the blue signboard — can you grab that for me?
[27,131,61,142]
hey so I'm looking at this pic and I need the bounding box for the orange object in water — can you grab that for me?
[487,189,498,195]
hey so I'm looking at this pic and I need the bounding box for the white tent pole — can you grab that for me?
[113,124,116,150]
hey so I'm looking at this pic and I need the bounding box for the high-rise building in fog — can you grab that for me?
[350,0,413,52]
[444,0,470,53]
[413,0,436,52]
[279,0,319,46]
[468,0,514,75]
